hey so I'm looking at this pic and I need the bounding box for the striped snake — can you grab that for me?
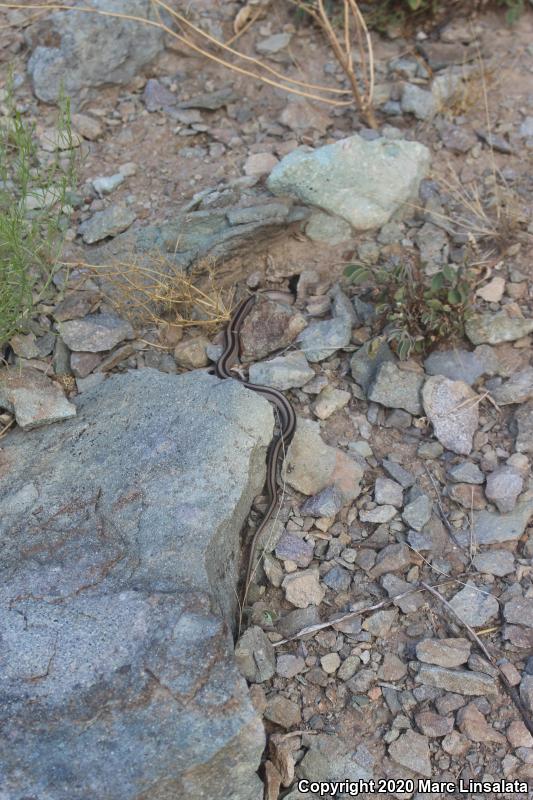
[215,294,296,604]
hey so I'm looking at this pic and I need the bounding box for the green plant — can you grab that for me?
[344,260,476,360]
[0,73,76,347]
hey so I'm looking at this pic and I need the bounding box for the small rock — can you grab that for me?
[447,482,486,510]
[447,461,484,484]
[234,625,276,683]
[415,711,454,737]
[276,606,321,639]
[70,351,102,378]
[276,654,305,679]
[312,386,351,420]
[256,32,292,55]
[338,655,361,681]
[0,367,76,430]
[491,367,533,405]
[275,532,314,568]
[368,363,424,415]
[264,695,301,729]
[321,653,341,674]
[372,543,411,579]
[243,152,279,177]
[473,550,514,577]
[507,720,533,749]
[297,286,354,363]
[382,573,425,614]
[457,702,506,744]
[282,568,325,608]
[301,486,344,518]
[476,276,505,303]
[448,581,499,627]
[521,674,533,715]
[388,730,432,777]
[459,499,533,545]
[248,351,314,390]
[79,204,136,244]
[485,465,523,512]
[416,664,497,695]
[416,638,471,668]
[92,173,125,195]
[423,349,487,386]
[283,417,364,501]
[143,78,176,111]
[515,401,533,453]
[350,339,395,393]
[174,337,210,369]
[59,313,134,353]
[375,477,403,508]
[360,505,398,524]
[382,459,415,488]
[442,730,470,756]
[72,112,103,140]
[422,375,479,455]
[402,494,432,531]
[504,597,533,629]
[465,312,533,345]
[379,653,407,681]
[178,87,238,111]
[401,83,436,121]
[322,565,352,593]
[362,609,398,638]
[241,300,306,361]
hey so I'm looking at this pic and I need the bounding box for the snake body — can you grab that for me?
[215,295,296,602]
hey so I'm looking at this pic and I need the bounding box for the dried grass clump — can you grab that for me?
[79,254,234,332]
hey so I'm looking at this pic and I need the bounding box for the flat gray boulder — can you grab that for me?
[27,0,164,103]
[267,134,430,231]
[0,369,273,800]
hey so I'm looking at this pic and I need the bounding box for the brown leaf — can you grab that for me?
[233,4,254,34]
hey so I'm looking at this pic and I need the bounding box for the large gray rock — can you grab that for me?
[267,134,430,231]
[27,0,165,103]
[456,497,533,546]
[0,370,273,800]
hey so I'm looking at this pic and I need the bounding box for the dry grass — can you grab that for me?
[73,254,235,333]
[1,0,375,118]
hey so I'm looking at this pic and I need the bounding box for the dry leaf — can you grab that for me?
[233,4,254,35]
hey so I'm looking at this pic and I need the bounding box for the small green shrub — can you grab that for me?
[344,260,476,360]
[0,75,76,347]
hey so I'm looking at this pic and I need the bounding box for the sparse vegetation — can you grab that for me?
[0,74,76,347]
[344,258,477,359]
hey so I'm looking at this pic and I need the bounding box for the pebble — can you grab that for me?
[59,313,134,353]
[256,32,292,55]
[79,204,136,244]
[415,711,454,737]
[388,730,432,777]
[297,287,354,363]
[275,532,314,568]
[248,351,314,390]
[504,597,533,629]
[507,720,533,749]
[442,730,470,756]
[378,653,407,681]
[485,465,523,512]
[402,494,432,531]
[490,367,533,405]
[416,638,471,668]
[300,486,344,518]
[465,312,533,345]
[521,674,533,715]
[374,477,403,508]
[264,694,301,729]
[459,499,533,545]
[382,459,415,488]
[234,625,276,683]
[282,568,325,608]
[362,609,398,638]
[338,655,361,682]
[322,565,352,593]
[423,348,487,385]
[422,375,479,455]
[360,505,398,524]
[382,574,425,613]
[71,112,103,140]
[448,581,499,627]
[92,173,125,195]
[282,418,364,502]
[473,550,515,576]
[476,276,505,303]
[350,339,395,393]
[372,543,411,579]
[368,363,424,415]
[416,664,497,695]
[312,386,351,420]
[276,654,305,679]
[447,461,485,484]
[70,351,102,378]
[457,702,506,744]
[174,337,211,369]
[515,401,533,453]
[243,152,279,177]
[241,300,306,361]
[0,367,76,430]
[447,482,486,510]
[321,653,341,674]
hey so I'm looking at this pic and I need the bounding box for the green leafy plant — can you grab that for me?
[0,74,76,347]
[344,260,476,360]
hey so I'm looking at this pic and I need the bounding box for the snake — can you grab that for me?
[215,294,296,603]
